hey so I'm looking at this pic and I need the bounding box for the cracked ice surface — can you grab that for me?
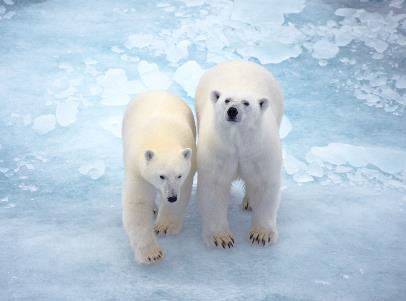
[0,1,405,300]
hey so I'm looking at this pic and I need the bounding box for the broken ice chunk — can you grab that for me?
[96,68,144,106]
[311,40,339,60]
[365,39,388,53]
[180,0,204,7]
[32,114,56,135]
[56,101,78,127]
[283,151,307,175]
[279,115,292,139]
[79,160,105,180]
[125,33,160,49]
[306,161,324,178]
[137,61,171,90]
[165,40,189,63]
[19,183,38,192]
[111,46,125,54]
[237,42,302,64]
[173,61,204,97]
[309,143,406,174]
[100,116,122,138]
[395,76,406,89]
[293,171,314,183]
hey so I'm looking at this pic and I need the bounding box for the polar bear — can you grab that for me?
[195,60,283,248]
[122,91,196,264]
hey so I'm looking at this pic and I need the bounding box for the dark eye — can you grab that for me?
[225,98,231,104]
[177,175,182,179]
[160,175,165,180]
[243,101,250,106]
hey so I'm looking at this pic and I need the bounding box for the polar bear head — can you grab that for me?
[210,90,269,127]
[141,148,192,203]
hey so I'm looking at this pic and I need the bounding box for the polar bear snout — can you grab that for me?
[167,195,178,203]
[226,106,241,122]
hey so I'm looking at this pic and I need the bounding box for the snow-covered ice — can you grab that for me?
[0,0,405,300]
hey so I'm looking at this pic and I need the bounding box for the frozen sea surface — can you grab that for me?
[1,0,405,300]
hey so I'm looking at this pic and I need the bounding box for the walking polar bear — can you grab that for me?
[195,60,283,248]
[122,91,196,264]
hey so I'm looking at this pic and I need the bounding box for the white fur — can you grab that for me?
[122,91,196,264]
[195,60,283,247]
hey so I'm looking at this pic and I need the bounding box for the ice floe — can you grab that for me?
[79,160,105,180]
[238,42,302,64]
[231,0,306,27]
[56,101,79,127]
[311,40,339,60]
[173,61,204,97]
[96,68,144,106]
[100,116,122,138]
[32,114,56,135]
[137,61,171,90]
[284,143,406,190]
[279,115,292,139]
[309,143,406,174]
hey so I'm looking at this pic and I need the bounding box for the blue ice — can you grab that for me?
[0,0,405,300]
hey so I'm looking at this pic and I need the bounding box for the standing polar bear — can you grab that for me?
[122,91,196,264]
[195,60,283,248]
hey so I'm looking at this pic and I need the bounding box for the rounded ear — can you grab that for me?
[181,148,192,160]
[144,150,154,161]
[258,98,269,111]
[210,90,221,103]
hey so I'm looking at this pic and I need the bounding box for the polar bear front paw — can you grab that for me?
[135,242,164,264]
[154,221,182,235]
[249,227,278,246]
[242,195,252,211]
[210,232,235,248]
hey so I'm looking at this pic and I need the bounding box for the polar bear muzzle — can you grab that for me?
[167,195,177,203]
[226,106,239,122]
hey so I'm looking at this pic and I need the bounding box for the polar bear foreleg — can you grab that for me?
[197,172,235,248]
[122,173,163,264]
[246,175,281,246]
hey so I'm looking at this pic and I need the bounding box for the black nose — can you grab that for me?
[227,107,238,119]
[167,196,177,203]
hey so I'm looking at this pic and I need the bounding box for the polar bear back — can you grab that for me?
[122,91,196,169]
[195,60,283,128]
